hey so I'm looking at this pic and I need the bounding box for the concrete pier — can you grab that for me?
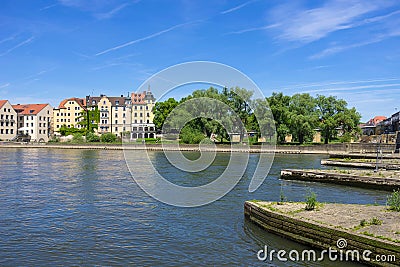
[280,169,400,191]
[245,201,400,266]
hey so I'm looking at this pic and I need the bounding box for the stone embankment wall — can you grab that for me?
[244,201,400,267]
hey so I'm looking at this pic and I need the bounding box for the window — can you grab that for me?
[140,106,143,110]
[123,113,126,118]
[115,127,118,132]
[39,123,41,127]
[140,113,142,117]
[147,113,149,117]
[57,125,60,128]
[5,129,8,134]
[115,106,118,111]
[115,114,118,118]
[39,130,41,134]
[43,130,46,134]
[92,100,96,105]
[123,120,126,124]
[68,107,70,110]
[10,115,13,119]
[10,129,13,134]
[134,113,137,117]
[115,120,118,124]
[147,120,150,123]
[5,115,8,119]
[115,100,119,105]
[31,130,33,134]
[134,106,137,110]
[103,100,106,105]
[0,129,2,134]
[134,119,137,123]
[146,106,148,110]
[31,123,33,127]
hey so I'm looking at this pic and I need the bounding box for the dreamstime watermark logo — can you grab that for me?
[257,238,396,263]
[123,61,276,207]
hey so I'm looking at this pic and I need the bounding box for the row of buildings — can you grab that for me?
[0,88,156,142]
[360,113,400,136]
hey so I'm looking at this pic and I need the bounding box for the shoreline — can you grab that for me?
[0,142,397,154]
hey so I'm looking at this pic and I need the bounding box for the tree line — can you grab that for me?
[153,87,361,144]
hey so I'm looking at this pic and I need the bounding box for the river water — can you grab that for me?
[0,148,388,266]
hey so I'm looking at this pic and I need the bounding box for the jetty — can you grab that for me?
[245,201,400,266]
[280,169,400,191]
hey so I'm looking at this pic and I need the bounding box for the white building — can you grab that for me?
[13,104,53,142]
[0,100,17,140]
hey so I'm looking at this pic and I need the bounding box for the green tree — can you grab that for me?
[267,92,291,143]
[315,95,360,144]
[79,107,100,133]
[86,132,100,142]
[152,98,179,130]
[288,93,318,144]
[100,133,117,143]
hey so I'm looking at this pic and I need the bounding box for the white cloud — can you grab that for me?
[220,0,255,15]
[270,0,387,43]
[0,36,34,57]
[310,29,400,59]
[95,2,130,19]
[227,24,280,35]
[95,22,191,56]
[0,83,10,89]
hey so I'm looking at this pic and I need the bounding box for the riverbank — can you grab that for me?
[280,169,400,191]
[244,201,400,266]
[0,142,397,154]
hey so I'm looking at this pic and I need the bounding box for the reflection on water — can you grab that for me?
[0,148,385,266]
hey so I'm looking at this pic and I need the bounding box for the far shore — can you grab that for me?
[0,142,397,154]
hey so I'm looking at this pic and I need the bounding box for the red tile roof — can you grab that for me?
[58,98,86,109]
[366,116,387,126]
[0,100,7,109]
[12,104,49,115]
[131,91,146,104]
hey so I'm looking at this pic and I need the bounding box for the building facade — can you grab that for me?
[131,88,156,139]
[361,116,387,136]
[0,100,17,140]
[53,98,86,133]
[86,95,132,137]
[12,104,53,142]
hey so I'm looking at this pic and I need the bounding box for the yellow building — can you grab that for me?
[131,88,156,139]
[53,98,86,133]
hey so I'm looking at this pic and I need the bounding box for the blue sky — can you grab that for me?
[1,0,400,121]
